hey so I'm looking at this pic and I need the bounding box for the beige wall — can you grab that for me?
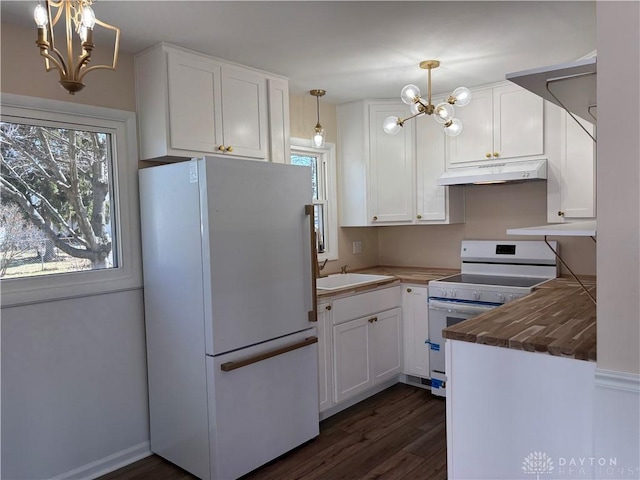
[1,23,136,112]
[595,2,640,374]
[378,181,597,276]
[289,93,379,274]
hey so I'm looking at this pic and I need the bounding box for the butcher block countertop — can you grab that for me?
[443,276,597,362]
[356,266,459,284]
[316,266,458,300]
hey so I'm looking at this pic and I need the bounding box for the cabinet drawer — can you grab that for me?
[332,286,401,325]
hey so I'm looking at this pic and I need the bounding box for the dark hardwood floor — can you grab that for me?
[99,384,446,480]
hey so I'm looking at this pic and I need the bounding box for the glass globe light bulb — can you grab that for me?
[444,118,463,137]
[451,87,472,107]
[400,84,421,105]
[81,5,96,29]
[34,4,49,27]
[410,102,423,116]
[383,116,402,135]
[434,102,455,124]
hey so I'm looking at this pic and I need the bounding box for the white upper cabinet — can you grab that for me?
[166,50,223,154]
[368,102,415,224]
[447,83,544,165]
[415,114,465,223]
[219,65,269,159]
[135,44,286,162]
[545,103,596,222]
[338,100,464,227]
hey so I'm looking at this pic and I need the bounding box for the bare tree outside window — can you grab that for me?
[0,121,117,279]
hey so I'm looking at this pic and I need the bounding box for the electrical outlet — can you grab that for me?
[352,241,362,254]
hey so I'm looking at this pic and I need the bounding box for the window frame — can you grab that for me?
[289,138,338,262]
[0,93,142,307]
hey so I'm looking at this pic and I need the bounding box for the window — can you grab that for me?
[290,138,338,261]
[1,121,117,278]
[0,93,142,306]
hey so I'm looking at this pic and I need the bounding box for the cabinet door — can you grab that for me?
[447,87,494,165]
[559,112,596,219]
[416,114,447,221]
[221,66,269,160]
[317,302,333,413]
[370,307,403,384]
[368,103,414,223]
[267,78,290,164]
[402,286,429,378]
[333,317,372,403]
[167,51,223,153]
[493,83,544,160]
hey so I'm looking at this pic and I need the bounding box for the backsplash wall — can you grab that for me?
[377,181,596,276]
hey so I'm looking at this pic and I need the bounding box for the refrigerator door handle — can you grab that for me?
[220,336,319,372]
[305,204,318,322]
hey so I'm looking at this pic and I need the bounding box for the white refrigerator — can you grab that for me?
[139,156,320,480]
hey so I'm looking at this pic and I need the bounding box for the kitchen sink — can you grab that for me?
[316,273,395,291]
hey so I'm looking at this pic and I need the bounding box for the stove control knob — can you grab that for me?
[472,290,481,300]
[497,293,505,302]
[439,289,447,297]
[448,289,457,298]
[507,294,516,302]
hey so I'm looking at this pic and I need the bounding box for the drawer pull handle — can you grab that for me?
[368,316,378,323]
[220,337,318,372]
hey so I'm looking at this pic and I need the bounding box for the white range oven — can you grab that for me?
[427,240,558,397]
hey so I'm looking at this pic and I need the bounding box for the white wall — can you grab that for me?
[1,290,150,479]
[1,22,149,480]
[595,1,640,374]
[592,3,640,477]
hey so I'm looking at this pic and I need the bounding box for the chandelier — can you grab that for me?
[33,0,120,94]
[383,60,471,137]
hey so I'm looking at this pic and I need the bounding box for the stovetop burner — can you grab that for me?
[436,273,548,289]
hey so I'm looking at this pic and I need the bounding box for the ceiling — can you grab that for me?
[1,1,597,104]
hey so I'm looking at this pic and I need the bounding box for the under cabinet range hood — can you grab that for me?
[437,159,547,186]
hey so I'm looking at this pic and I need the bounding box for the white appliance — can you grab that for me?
[139,156,320,480]
[437,158,547,186]
[427,240,558,396]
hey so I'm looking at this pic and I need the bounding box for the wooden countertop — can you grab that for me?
[316,266,458,300]
[443,277,597,362]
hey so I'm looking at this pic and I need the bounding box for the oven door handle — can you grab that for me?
[428,299,498,315]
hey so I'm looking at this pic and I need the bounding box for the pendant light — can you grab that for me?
[310,89,326,148]
[383,60,471,137]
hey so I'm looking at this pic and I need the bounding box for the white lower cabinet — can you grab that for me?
[401,285,430,379]
[333,307,403,404]
[316,302,333,413]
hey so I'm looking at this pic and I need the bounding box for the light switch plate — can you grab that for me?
[352,241,362,254]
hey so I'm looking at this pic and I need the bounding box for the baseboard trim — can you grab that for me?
[50,441,151,480]
[319,377,400,421]
[595,368,640,393]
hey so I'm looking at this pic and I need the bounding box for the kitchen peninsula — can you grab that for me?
[443,276,597,479]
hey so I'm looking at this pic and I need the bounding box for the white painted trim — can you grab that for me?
[289,138,339,262]
[319,377,399,421]
[594,368,640,393]
[0,93,143,307]
[49,441,151,480]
